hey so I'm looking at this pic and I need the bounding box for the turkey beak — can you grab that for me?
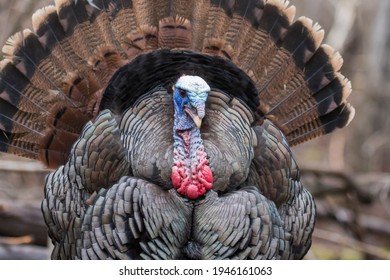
[184,106,204,128]
[194,117,202,129]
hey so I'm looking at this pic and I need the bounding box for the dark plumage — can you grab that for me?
[0,0,354,259]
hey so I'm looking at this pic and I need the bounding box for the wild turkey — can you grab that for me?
[0,0,354,259]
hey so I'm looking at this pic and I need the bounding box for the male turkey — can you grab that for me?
[0,0,354,259]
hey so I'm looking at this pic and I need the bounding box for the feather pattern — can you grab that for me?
[0,0,354,259]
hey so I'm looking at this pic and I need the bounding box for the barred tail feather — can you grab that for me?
[0,0,354,167]
[287,103,355,146]
[0,0,132,167]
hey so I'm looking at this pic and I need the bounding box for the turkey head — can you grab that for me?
[171,75,213,199]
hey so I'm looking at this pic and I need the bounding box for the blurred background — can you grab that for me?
[0,0,389,260]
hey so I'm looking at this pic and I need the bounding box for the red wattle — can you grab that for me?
[187,184,202,199]
[171,152,213,199]
[171,166,181,189]
[200,165,213,189]
[172,127,213,199]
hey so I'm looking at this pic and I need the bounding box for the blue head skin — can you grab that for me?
[173,76,211,131]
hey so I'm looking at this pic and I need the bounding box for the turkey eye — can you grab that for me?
[179,89,187,97]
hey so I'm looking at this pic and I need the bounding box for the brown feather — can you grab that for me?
[202,38,235,59]
[3,30,66,94]
[287,103,355,146]
[87,46,127,84]
[133,0,158,27]
[203,5,234,49]
[32,6,92,80]
[100,0,139,50]
[85,1,124,53]
[123,25,158,60]
[54,0,95,61]
[159,16,192,49]
[189,0,211,50]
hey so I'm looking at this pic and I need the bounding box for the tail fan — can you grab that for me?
[0,0,354,167]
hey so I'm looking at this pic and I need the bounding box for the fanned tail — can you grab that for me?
[0,0,132,167]
[0,0,355,167]
[191,0,354,145]
[183,0,354,145]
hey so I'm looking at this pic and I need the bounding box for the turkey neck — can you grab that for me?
[171,127,213,200]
